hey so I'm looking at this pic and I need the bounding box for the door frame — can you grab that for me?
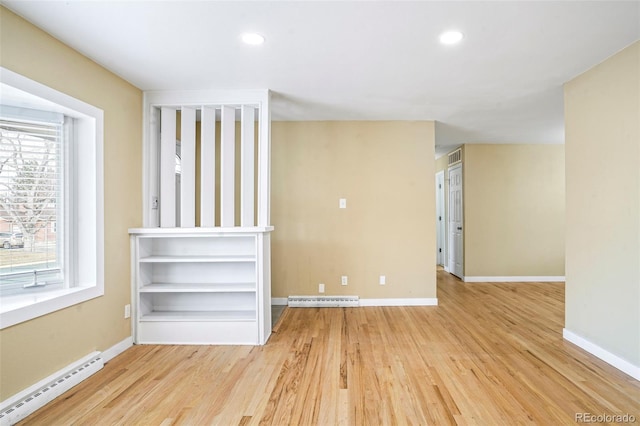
[447,163,464,278]
[435,171,445,266]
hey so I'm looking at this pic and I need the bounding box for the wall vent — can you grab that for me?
[448,148,462,165]
[0,356,103,425]
[288,295,359,307]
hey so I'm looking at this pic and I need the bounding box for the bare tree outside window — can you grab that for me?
[0,121,60,253]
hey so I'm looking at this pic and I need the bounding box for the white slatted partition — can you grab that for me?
[220,105,236,227]
[180,107,196,227]
[146,106,160,227]
[258,102,270,227]
[200,106,216,227]
[143,90,270,230]
[160,107,176,227]
[241,106,255,227]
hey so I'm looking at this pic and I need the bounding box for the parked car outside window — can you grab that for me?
[0,232,24,249]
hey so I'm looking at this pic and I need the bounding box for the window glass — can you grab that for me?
[0,115,64,294]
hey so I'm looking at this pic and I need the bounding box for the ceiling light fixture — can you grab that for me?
[439,30,464,45]
[241,33,265,46]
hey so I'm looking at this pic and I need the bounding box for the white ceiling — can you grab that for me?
[3,1,639,156]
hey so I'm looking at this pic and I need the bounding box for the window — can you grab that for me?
[0,68,104,329]
[0,112,64,293]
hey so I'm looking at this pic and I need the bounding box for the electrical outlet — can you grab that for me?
[379,275,386,285]
[341,275,348,286]
[124,304,131,319]
[319,283,325,293]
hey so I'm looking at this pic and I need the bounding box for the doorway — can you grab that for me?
[435,171,445,266]
[448,163,463,278]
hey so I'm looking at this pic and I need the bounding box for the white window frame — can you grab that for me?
[0,67,104,329]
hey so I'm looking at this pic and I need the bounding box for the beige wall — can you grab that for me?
[271,121,436,299]
[435,153,449,174]
[464,144,565,277]
[435,144,564,277]
[565,42,639,366]
[0,7,142,399]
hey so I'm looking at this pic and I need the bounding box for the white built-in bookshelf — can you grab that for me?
[129,228,272,344]
[130,89,273,345]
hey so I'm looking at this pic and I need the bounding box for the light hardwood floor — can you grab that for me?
[20,270,640,425]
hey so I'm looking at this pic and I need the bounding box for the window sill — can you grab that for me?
[0,285,103,330]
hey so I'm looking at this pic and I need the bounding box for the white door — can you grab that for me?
[448,164,463,278]
[435,171,445,265]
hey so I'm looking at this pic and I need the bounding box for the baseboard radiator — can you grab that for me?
[0,354,103,425]
[288,295,359,307]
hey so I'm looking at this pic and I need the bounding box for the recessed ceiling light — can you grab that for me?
[241,33,265,46]
[439,31,464,45]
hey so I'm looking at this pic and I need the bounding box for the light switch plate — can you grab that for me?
[339,198,347,209]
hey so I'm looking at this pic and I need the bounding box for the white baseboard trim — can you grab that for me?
[271,297,288,306]
[0,336,134,424]
[443,266,450,273]
[0,351,100,412]
[563,328,640,381]
[0,351,103,425]
[101,336,133,363]
[464,276,565,283]
[359,298,438,307]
